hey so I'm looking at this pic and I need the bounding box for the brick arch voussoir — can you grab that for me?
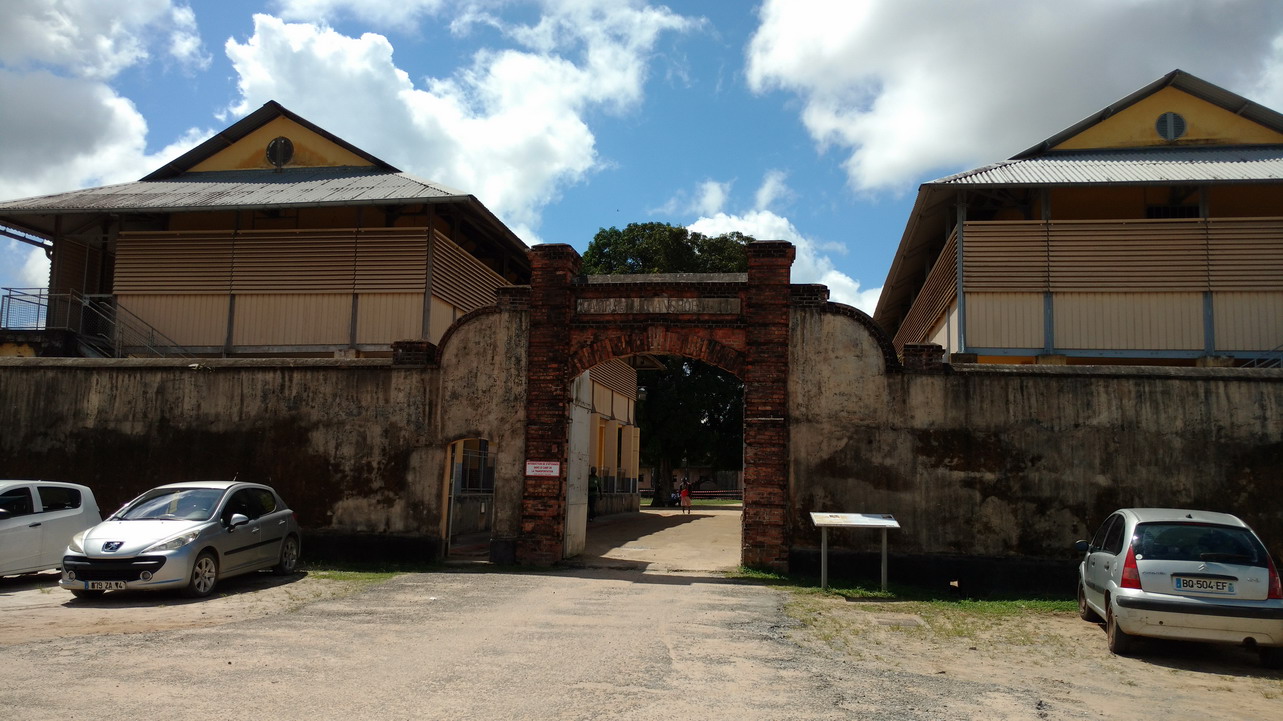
[568,330,746,379]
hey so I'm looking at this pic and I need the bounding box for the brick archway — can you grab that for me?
[518,241,794,570]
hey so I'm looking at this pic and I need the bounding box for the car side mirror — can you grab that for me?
[1074,540,1089,553]
[228,513,250,529]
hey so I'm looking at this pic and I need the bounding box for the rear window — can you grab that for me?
[1133,522,1268,567]
[38,486,82,511]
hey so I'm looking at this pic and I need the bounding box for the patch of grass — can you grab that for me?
[725,567,1077,648]
[306,569,401,587]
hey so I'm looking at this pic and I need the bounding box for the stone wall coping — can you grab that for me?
[0,357,395,369]
[950,362,1283,381]
[577,273,747,284]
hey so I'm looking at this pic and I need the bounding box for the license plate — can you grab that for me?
[86,581,126,591]
[1173,576,1235,594]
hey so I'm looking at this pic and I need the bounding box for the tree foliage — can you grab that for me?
[581,222,750,275]
[581,222,750,505]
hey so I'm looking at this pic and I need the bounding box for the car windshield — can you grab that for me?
[1133,522,1267,566]
[115,488,225,521]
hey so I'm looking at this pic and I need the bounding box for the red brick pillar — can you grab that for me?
[742,241,794,570]
[518,244,580,564]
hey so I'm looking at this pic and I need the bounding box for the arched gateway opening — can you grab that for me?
[515,241,794,570]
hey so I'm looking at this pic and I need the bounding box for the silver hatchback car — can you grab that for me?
[60,481,301,599]
[1076,508,1283,667]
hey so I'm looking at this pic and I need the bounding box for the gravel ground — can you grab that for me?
[2,508,1279,720]
[1,568,1068,721]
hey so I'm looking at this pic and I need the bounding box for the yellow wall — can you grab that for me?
[0,343,36,357]
[1053,293,1202,350]
[967,293,1043,349]
[1214,292,1283,350]
[189,116,375,172]
[232,294,350,346]
[1053,86,1283,150]
[116,294,230,346]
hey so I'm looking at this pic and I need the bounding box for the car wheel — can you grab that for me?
[1106,602,1138,656]
[1261,647,1283,670]
[274,534,301,574]
[183,552,219,598]
[70,589,105,600]
[1078,582,1101,623]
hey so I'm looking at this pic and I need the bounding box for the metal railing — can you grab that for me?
[1243,341,1283,369]
[1,287,193,358]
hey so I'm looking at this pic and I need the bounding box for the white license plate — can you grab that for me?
[1173,576,1235,594]
[86,581,127,591]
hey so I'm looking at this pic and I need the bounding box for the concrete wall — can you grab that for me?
[435,304,529,561]
[0,358,440,549]
[4,296,1279,580]
[790,305,1283,572]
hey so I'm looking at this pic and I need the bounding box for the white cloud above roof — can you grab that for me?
[226,4,695,241]
[746,0,1283,192]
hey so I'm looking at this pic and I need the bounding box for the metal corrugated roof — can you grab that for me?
[930,147,1283,187]
[0,167,470,215]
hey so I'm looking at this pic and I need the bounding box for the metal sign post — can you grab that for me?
[809,513,901,591]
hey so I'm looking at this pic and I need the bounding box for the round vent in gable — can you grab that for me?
[1156,112,1186,141]
[266,136,294,168]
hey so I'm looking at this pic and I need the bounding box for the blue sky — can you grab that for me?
[3,0,1283,313]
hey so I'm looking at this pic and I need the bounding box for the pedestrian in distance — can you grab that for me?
[588,467,600,521]
[679,477,692,515]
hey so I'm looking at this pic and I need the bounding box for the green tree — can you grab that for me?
[581,222,750,275]
[582,223,750,506]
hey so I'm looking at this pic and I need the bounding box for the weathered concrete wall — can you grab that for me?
[790,304,1283,572]
[435,303,529,561]
[0,358,439,543]
[0,300,530,563]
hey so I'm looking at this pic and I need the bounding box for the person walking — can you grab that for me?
[678,478,691,515]
[588,467,600,521]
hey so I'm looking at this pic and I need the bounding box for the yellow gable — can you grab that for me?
[189,115,376,171]
[1052,86,1283,151]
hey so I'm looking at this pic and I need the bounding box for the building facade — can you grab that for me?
[0,102,640,537]
[874,70,1283,367]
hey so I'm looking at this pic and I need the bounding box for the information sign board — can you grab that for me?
[525,461,561,477]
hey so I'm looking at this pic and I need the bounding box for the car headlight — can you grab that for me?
[68,531,87,554]
[143,530,202,553]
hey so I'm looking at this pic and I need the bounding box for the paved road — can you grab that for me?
[0,508,1070,720]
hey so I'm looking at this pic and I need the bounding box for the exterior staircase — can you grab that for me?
[0,288,193,358]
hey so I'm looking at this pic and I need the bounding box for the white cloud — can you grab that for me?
[19,244,51,288]
[225,6,696,240]
[695,180,731,216]
[747,0,1283,192]
[0,0,185,80]
[753,169,791,211]
[685,174,881,314]
[0,70,206,201]
[0,1,210,289]
[169,4,212,71]
[274,0,450,28]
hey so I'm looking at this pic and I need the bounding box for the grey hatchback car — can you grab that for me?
[1076,508,1283,667]
[60,481,301,599]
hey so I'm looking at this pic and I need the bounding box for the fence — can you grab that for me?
[0,287,192,358]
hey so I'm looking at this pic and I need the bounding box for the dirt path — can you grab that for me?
[1,508,1280,720]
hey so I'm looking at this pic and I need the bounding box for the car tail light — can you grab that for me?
[1268,556,1283,600]
[1121,544,1142,589]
